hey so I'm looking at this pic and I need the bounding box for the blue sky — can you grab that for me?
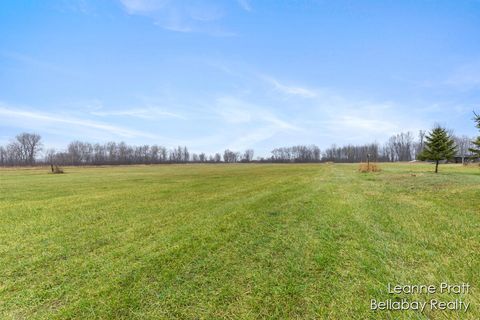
[1,0,480,156]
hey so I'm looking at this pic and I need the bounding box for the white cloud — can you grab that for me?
[261,75,317,98]
[303,97,429,144]
[118,0,234,35]
[445,62,480,91]
[0,103,158,139]
[0,51,82,77]
[119,0,169,14]
[212,96,301,149]
[326,116,398,134]
[203,65,428,149]
[236,0,251,12]
[215,96,299,130]
[90,107,185,119]
[227,126,280,150]
[414,61,480,92]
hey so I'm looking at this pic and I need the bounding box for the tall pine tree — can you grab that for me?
[469,111,480,159]
[418,126,456,173]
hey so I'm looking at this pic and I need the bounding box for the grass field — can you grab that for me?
[0,163,479,319]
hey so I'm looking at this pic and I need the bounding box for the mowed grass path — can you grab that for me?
[0,163,479,319]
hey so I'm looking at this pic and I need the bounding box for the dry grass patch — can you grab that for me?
[358,163,381,173]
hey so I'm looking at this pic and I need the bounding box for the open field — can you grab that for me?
[0,163,479,319]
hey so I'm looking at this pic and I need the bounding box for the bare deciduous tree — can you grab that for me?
[223,149,240,163]
[272,145,321,162]
[323,144,377,163]
[7,133,42,165]
[0,146,6,166]
[6,128,473,167]
[242,149,254,162]
[453,135,473,164]
[385,132,414,161]
[416,130,426,158]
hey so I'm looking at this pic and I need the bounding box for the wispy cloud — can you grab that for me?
[215,96,299,130]
[444,61,480,91]
[118,0,234,35]
[0,103,158,139]
[0,51,82,77]
[256,71,426,141]
[303,97,429,144]
[412,61,480,92]
[236,0,252,12]
[58,0,96,15]
[90,107,185,119]
[325,115,399,135]
[261,75,317,98]
[205,64,426,147]
[119,0,168,14]
[228,126,283,151]
[212,96,301,149]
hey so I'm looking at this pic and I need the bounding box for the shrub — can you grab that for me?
[358,163,381,173]
[51,165,64,174]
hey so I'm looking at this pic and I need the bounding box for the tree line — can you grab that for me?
[1,113,479,167]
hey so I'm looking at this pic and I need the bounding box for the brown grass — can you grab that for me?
[358,163,381,173]
[463,162,480,167]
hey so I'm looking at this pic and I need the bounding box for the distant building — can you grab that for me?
[452,154,478,164]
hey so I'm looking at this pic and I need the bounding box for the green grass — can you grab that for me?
[0,163,479,319]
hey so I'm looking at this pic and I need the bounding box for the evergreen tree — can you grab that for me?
[418,126,456,173]
[469,111,480,159]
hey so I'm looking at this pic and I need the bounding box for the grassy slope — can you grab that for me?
[0,163,479,319]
